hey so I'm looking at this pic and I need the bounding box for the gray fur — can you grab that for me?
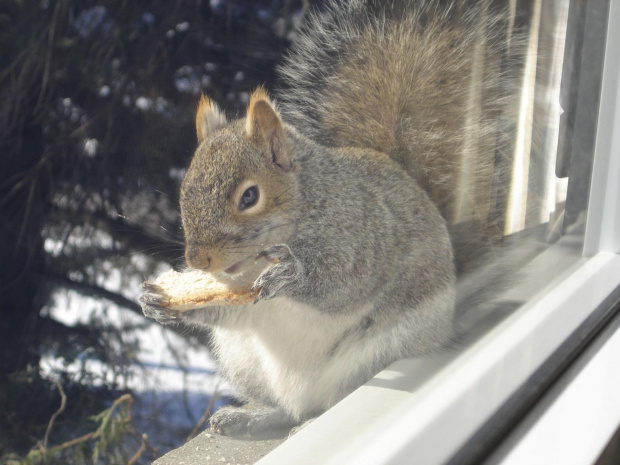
[141,0,518,436]
[277,0,519,272]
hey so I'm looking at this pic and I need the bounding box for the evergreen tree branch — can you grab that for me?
[127,434,148,465]
[47,273,144,316]
[44,380,66,449]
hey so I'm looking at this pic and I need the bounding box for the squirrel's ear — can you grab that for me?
[245,87,293,171]
[196,95,227,143]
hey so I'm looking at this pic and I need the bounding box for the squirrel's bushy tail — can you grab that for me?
[277,0,521,273]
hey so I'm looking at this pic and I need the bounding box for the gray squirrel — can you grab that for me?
[141,0,518,436]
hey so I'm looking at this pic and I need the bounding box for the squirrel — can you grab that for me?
[141,0,518,436]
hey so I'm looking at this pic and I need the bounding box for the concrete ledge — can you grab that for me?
[153,431,286,465]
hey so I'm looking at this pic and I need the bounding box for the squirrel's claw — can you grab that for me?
[255,244,292,264]
[140,290,164,306]
[140,281,160,292]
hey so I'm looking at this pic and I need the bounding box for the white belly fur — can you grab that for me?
[211,298,363,418]
[211,289,454,420]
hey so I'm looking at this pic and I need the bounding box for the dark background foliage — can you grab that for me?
[0,0,311,461]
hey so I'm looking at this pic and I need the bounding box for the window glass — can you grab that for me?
[1,0,612,462]
[458,0,607,327]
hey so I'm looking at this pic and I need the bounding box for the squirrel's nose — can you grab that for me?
[185,245,211,270]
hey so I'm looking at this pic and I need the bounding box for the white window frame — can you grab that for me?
[257,0,620,463]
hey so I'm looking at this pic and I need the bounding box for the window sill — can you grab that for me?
[259,248,620,464]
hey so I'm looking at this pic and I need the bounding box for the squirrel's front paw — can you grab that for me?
[252,244,301,301]
[139,282,185,325]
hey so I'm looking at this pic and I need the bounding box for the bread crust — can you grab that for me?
[149,269,258,311]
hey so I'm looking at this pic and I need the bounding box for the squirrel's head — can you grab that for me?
[180,88,297,280]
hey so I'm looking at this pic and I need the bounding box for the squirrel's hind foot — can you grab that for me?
[209,404,296,438]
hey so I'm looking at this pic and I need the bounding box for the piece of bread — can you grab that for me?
[146,269,258,311]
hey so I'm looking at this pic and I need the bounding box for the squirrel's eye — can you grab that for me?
[239,185,259,210]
